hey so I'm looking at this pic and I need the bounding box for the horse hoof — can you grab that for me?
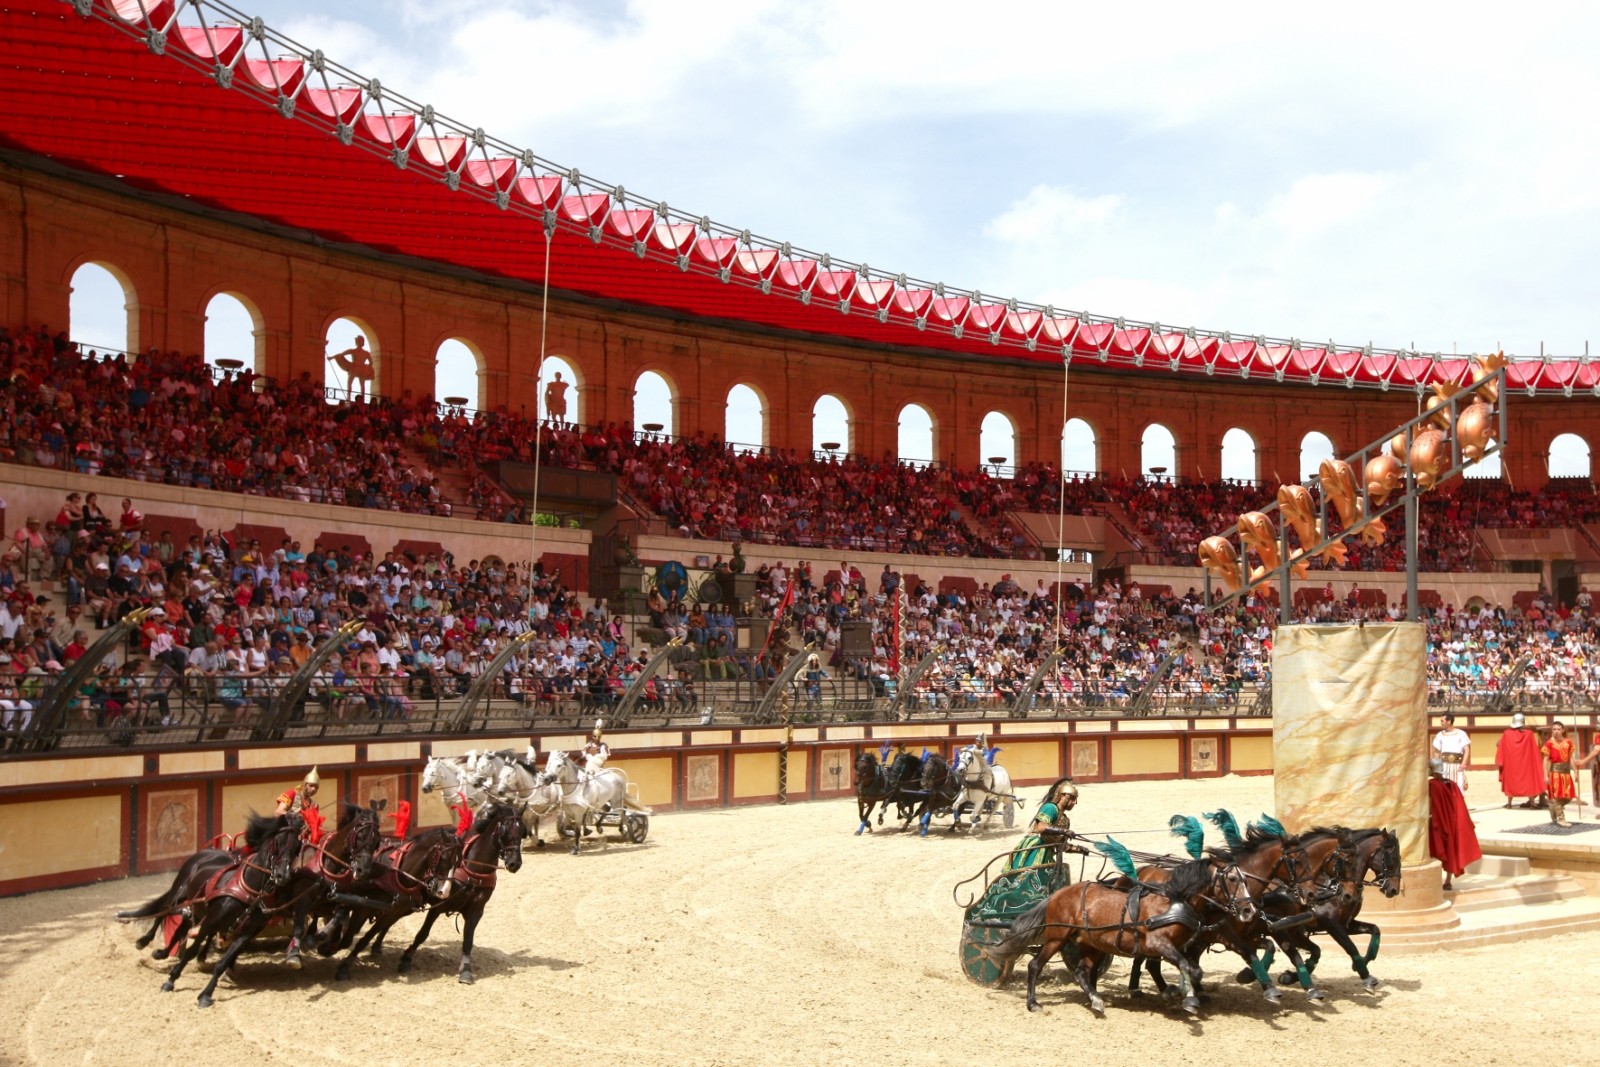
[152,948,170,961]
[397,959,413,975]
[1027,1001,1042,1014]
[197,995,213,1009]
[1129,989,1143,999]
[854,825,865,836]
[1264,987,1283,1004]
[160,981,175,993]
[1362,976,1380,992]
[285,954,302,971]
[1276,971,1297,986]
[534,840,546,849]
[1089,998,1106,1015]
[458,971,475,985]
[1307,989,1326,1003]
[1233,968,1255,985]
[1182,997,1200,1015]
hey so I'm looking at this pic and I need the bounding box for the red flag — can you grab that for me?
[888,587,902,675]
[759,578,797,657]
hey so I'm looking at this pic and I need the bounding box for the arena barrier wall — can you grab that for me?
[2,712,1594,896]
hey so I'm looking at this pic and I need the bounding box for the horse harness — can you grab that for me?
[372,834,460,904]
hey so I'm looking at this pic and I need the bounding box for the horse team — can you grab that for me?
[988,813,1404,1017]
[116,747,647,1007]
[855,742,1019,836]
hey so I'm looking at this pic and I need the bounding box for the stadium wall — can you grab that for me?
[3,715,1593,896]
[1,161,1591,485]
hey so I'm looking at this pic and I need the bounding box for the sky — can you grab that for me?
[67,1,1599,474]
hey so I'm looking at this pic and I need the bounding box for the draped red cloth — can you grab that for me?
[301,804,325,845]
[391,799,412,840]
[1428,777,1482,878]
[1495,728,1544,797]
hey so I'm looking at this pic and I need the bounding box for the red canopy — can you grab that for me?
[1,0,1592,395]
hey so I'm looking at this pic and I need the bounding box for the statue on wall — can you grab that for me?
[327,334,375,399]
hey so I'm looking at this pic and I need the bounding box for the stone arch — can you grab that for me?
[1299,431,1336,483]
[1062,417,1097,473]
[202,290,265,376]
[434,337,484,410]
[812,393,852,456]
[633,368,676,435]
[537,355,582,424]
[1220,427,1258,483]
[323,314,382,402]
[980,410,1016,471]
[67,259,139,356]
[898,402,936,467]
[725,382,767,454]
[1549,432,1591,479]
[1142,422,1177,481]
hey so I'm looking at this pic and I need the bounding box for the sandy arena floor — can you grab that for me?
[0,773,1589,1067]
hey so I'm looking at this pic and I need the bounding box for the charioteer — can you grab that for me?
[275,766,325,843]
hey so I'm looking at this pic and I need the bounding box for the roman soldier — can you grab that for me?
[275,766,325,843]
[582,718,609,775]
[1494,713,1544,809]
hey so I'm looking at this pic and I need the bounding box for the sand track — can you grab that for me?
[0,774,1578,1067]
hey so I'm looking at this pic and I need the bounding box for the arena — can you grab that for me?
[3,6,1600,1066]
[2,772,1587,1067]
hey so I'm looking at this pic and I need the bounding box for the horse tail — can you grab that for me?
[990,899,1051,962]
[115,850,219,918]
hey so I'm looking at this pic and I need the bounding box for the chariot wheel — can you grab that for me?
[625,813,650,843]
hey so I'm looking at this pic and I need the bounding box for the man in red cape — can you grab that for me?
[1428,760,1482,891]
[1494,713,1544,809]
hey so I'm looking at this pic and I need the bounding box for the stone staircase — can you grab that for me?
[1378,853,1600,953]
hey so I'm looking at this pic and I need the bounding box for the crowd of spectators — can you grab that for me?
[4,325,1597,576]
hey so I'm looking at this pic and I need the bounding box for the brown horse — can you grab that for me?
[1131,827,1358,1003]
[395,802,525,984]
[1262,827,1402,993]
[1001,856,1255,1015]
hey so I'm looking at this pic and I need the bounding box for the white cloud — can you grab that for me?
[1263,173,1391,240]
[984,186,1124,245]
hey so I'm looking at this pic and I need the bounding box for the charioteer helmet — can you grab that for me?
[303,766,320,788]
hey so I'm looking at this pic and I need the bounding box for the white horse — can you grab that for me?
[420,755,494,810]
[539,749,640,854]
[952,745,1018,830]
[489,750,564,848]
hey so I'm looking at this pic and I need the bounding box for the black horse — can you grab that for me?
[158,812,303,1007]
[333,825,465,978]
[914,752,963,836]
[853,750,923,834]
[117,846,233,959]
[396,803,524,984]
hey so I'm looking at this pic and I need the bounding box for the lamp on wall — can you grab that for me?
[1148,465,1169,483]
[987,455,1008,477]
[642,422,664,433]
[215,358,243,371]
[443,395,468,408]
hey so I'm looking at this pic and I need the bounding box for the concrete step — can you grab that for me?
[1382,893,1600,954]
[1465,853,1530,878]
[1445,873,1585,913]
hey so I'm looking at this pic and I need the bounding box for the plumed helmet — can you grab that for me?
[303,766,320,787]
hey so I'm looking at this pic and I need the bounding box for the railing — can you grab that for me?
[6,667,1594,754]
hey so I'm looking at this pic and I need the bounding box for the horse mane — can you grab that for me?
[338,801,362,828]
[857,751,879,768]
[469,803,511,835]
[1162,857,1214,900]
[242,811,283,852]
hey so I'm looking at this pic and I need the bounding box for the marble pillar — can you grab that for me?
[1272,622,1429,864]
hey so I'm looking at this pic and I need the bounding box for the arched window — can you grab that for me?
[68,261,137,357]
[1299,431,1336,483]
[1220,427,1257,484]
[1464,448,1502,480]
[1549,433,1592,479]
[633,370,675,436]
[1142,423,1177,481]
[725,383,766,454]
[1062,417,1097,474]
[434,338,482,410]
[324,316,380,402]
[980,411,1016,472]
[813,394,850,456]
[898,403,935,467]
[203,292,263,375]
[536,355,580,424]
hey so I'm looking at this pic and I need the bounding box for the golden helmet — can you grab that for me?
[303,766,321,787]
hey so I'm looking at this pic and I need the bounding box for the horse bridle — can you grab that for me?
[1359,833,1402,891]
